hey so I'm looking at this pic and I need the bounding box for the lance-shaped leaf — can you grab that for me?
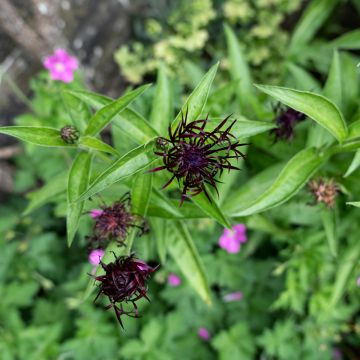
[224,24,254,114]
[67,152,93,246]
[171,62,218,130]
[344,150,360,177]
[192,189,231,228]
[321,206,338,257]
[131,172,153,217]
[330,240,360,307]
[78,136,120,157]
[289,0,337,53]
[84,84,151,136]
[168,221,211,304]
[255,85,347,142]
[0,126,75,147]
[24,172,68,215]
[77,141,155,201]
[150,63,173,134]
[347,201,360,207]
[330,29,360,49]
[66,89,158,143]
[206,118,276,139]
[224,163,284,216]
[233,148,324,217]
[150,218,167,263]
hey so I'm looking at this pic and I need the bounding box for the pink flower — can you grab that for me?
[88,249,105,266]
[357,276,360,287]
[198,327,210,341]
[332,348,342,359]
[218,223,247,254]
[223,291,243,302]
[168,273,181,287]
[90,209,103,218]
[43,49,78,83]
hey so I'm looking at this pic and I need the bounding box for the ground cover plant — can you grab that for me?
[0,0,360,359]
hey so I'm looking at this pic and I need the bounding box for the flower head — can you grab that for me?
[90,195,142,247]
[149,111,246,205]
[93,253,157,327]
[198,327,211,341]
[43,49,78,83]
[60,125,79,144]
[88,249,105,266]
[357,276,360,287]
[271,104,305,141]
[309,178,338,208]
[218,223,247,254]
[223,291,243,302]
[168,273,181,287]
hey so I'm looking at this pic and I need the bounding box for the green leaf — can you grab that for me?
[77,141,155,201]
[67,152,93,246]
[330,240,360,307]
[346,201,360,207]
[346,119,360,141]
[114,108,159,144]
[307,51,342,148]
[224,24,253,113]
[150,218,167,263]
[224,163,284,215]
[192,189,231,228]
[168,221,211,304]
[150,189,184,218]
[321,206,337,257]
[344,150,360,177]
[150,63,172,134]
[289,0,338,52]
[286,62,321,91]
[131,172,153,217]
[84,84,151,136]
[171,62,218,129]
[255,85,347,142]
[23,172,67,215]
[206,117,276,139]
[331,29,360,49]
[0,126,75,147]
[324,51,342,110]
[78,136,120,156]
[66,89,158,144]
[233,148,324,216]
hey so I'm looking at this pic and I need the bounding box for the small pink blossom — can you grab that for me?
[90,209,103,218]
[168,273,181,287]
[43,49,78,83]
[357,276,360,287]
[198,327,210,341]
[223,291,243,302]
[218,223,247,254]
[88,249,104,266]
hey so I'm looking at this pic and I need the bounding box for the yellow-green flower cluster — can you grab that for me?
[114,0,303,84]
[115,0,215,84]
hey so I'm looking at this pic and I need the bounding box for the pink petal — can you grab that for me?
[223,291,243,302]
[88,249,105,265]
[198,327,210,341]
[168,273,181,287]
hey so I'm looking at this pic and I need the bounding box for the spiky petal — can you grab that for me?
[149,111,246,205]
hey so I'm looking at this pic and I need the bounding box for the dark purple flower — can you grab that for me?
[60,125,79,144]
[149,111,246,205]
[89,194,146,248]
[93,254,157,327]
[271,104,305,141]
